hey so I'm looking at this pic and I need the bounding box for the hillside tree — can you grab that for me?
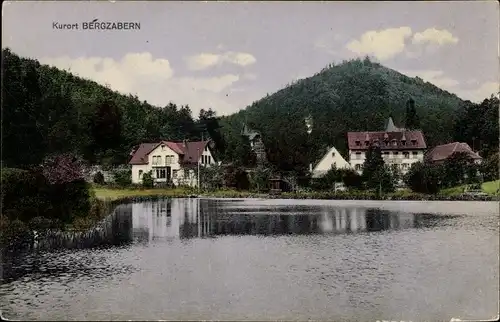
[404,98,420,130]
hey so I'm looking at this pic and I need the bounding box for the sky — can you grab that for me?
[2,1,499,117]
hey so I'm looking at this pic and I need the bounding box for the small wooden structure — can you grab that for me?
[269,175,290,194]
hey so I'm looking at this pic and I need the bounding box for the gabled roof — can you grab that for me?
[425,142,482,162]
[347,130,427,150]
[129,143,160,165]
[128,140,211,165]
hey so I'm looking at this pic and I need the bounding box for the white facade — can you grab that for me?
[349,149,425,175]
[131,143,215,187]
[312,146,352,178]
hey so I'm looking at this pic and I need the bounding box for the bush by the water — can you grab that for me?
[112,169,132,186]
[142,171,154,188]
[93,171,105,184]
[1,167,91,226]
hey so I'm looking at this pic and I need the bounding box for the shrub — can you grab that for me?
[93,171,105,185]
[223,165,250,190]
[113,169,132,186]
[142,171,154,188]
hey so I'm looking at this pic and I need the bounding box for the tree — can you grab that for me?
[404,162,443,194]
[404,97,420,130]
[362,144,394,193]
[198,108,226,158]
[90,99,123,164]
[481,153,499,182]
[453,96,499,159]
[442,151,475,187]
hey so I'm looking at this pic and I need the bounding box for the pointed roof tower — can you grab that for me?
[385,116,398,132]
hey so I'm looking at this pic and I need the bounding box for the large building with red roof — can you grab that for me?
[346,117,427,174]
[425,142,482,165]
[128,140,216,186]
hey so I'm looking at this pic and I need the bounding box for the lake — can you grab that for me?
[1,198,498,321]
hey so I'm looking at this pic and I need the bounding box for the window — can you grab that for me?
[331,152,336,157]
[401,140,406,146]
[356,152,362,159]
[411,139,417,146]
[355,141,361,146]
[172,170,178,178]
[208,156,211,164]
[412,151,418,156]
[403,152,409,159]
[402,163,409,170]
[355,164,361,171]
[204,145,209,152]
[152,156,160,165]
[383,152,389,158]
[365,141,369,146]
[138,170,143,178]
[156,169,166,179]
[392,140,397,147]
[165,155,174,165]
[393,152,399,156]
[161,145,166,151]
[333,162,337,168]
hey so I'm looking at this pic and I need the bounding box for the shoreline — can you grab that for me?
[93,186,499,203]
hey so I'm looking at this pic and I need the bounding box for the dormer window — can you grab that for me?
[391,139,397,147]
[355,140,361,146]
[365,140,370,146]
[411,139,417,146]
[401,140,406,146]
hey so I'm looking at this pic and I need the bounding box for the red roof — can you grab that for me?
[129,140,210,165]
[425,142,482,162]
[347,130,427,150]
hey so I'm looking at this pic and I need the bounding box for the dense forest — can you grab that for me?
[2,48,243,169]
[2,49,498,175]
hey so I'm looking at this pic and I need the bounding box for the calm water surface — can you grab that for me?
[1,198,498,321]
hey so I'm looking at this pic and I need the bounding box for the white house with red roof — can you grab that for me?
[346,117,427,175]
[128,140,216,186]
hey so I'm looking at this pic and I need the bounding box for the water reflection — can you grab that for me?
[127,198,446,241]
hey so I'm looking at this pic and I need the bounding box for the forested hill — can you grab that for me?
[220,57,476,172]
[3,49,496,174]
[2,48,232,168]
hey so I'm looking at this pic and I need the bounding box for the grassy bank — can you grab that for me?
[92,186,197,201]
[92,186,500,202]
[441,180,500,196]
